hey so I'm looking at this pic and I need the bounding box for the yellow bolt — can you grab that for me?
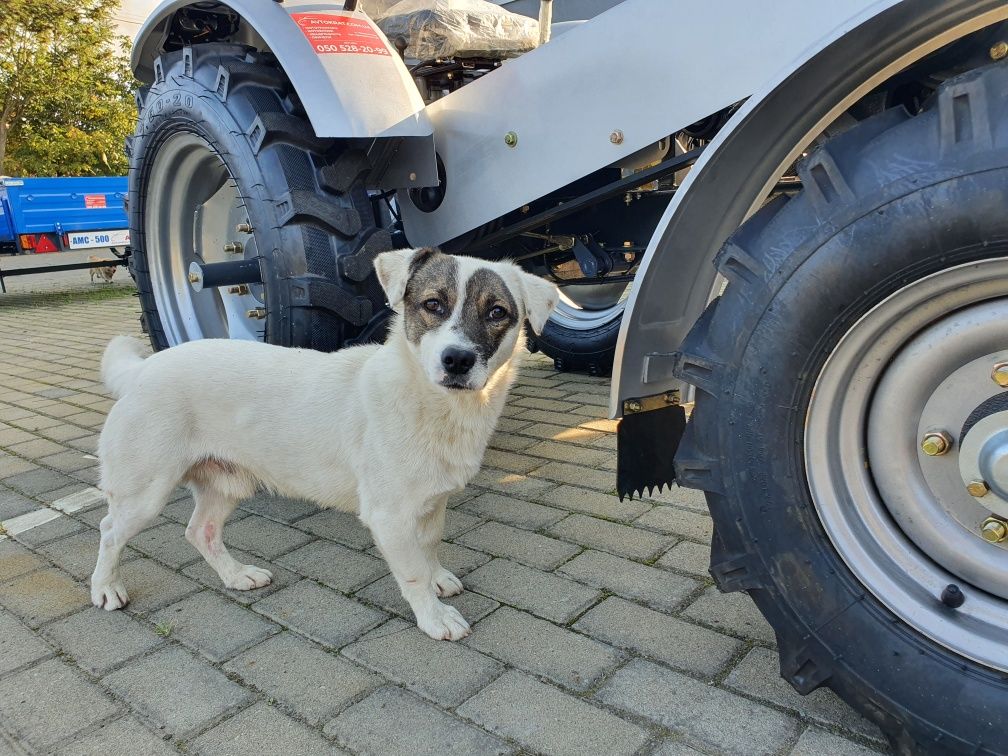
[624,399,642,413]
[920,431,951,457]
[967,480,990,497]
[246,308,267,320]
[981,517,1008,543]
[227,285,250,295]
[188,272,200,284]
[235,222,253,234]
[990,41,1008,60]
[992,363,1008,388]
[610,130,625,145]
[504,131,518,147]
[223,242,243,254]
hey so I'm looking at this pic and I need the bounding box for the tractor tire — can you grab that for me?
[674,62,1008,753]
[127,44,391,351]
[530,312,621,376]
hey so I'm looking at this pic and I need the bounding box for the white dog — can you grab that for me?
[91,248,558,640]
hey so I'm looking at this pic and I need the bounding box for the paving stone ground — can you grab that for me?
[0,287,889,755]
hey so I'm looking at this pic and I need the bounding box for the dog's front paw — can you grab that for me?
[432,567,463,597]
[225,564,273,591]
[417,602,470,641]
[91,579,129,610]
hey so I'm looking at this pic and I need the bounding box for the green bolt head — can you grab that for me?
[504,131,518,147]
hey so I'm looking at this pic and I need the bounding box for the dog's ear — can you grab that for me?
[518,271,560,334]
[374,248,424,307]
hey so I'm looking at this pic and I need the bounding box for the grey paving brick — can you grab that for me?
[643,483,710,512]
[574,596,742,678]
[0,608,53,674]
[0,487,36,519]
[223,632,381,725]
[558,549,700,612]
[463,558,603,624]
[517,422,604,444]
[0,537,48,578]
[118,557,200,614]
[151,591,279,662]
[343,624,504,706]
[443,509,483,538]
[102,646,253,739]
[191,702,336,756]
[222,514,313,559]
[182,547,299,605]
[459,491,566,530]
[682,586,776,645]
[354,574,499,625]
[487,431,538,452]
[277,540,387,593]
[240,494,318,523]
[457,669,648,756]
[634,505,713,542]
[464,606,623,691]
[252,579,387,648]
[537,484,650,521]
[791,727,883,756]
[456,521,580,570]
[522,440,612,468]
[42,607,164,676]
[656,539,711,577]
[130,521,200,568]
[38,529,138,581]
[529,461,615,491]
[13,512,86,547]
[3,466,77,496]
[54,716,177,756]
[599,658,802,755]
[725,647,884,743]
[470,467,557,498]
[482,447,545,474]
[548,513,670,561]
[652,739,709,755]
[5,437,67,459]
[37,449,96,472]
[0,567,90,627]
[365,541,490,578]
[325,686,511,756]
[295,509,372,550]
[0,658,119,751]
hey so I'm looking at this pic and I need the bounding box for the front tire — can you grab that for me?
[676,63,1008,752]
[128,44,391,351]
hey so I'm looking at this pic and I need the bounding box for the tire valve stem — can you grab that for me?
[246,308,267,320]
[224,242,243,254]
[940,584,965,608]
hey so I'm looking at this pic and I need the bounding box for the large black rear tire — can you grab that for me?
[128,44,391,351]
[675,63,1008,753]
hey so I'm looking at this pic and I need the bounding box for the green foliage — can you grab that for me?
[0,0,136,176]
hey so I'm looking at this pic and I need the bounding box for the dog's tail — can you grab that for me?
[101,336,147,398]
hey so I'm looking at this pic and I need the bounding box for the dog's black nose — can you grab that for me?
[442,347,476,375]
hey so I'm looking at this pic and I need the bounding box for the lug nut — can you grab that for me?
[187,272,200,284]
[246,308,267,320]
[921,431,952,456]
[991,41,1008,61]
[235,222,253,234]
[624,399,642,413]
[967,480,990,497]
[504,131,518,147]
[223,242,243,254]
[610,130,624,145]
[981,517,1008,543]
[992,362,1008,388]
[227,285,250,295]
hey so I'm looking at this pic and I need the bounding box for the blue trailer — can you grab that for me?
[0,176,129,255]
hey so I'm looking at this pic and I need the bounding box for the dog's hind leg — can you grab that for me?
[91,477,175,610]
[418,496,462,598]
[185,485,272,591]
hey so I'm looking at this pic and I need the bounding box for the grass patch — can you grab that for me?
[154,620,175,638]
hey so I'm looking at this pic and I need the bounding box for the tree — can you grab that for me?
[0,0,136,176]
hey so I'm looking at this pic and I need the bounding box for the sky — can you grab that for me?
[114,0,163,43]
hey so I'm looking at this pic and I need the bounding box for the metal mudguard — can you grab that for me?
[132,1,432,142]
[611,0,1008,497]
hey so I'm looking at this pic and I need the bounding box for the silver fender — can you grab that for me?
[610,0,1008,418]
[131,0,431,141]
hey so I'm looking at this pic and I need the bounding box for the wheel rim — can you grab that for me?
[550,283,629,331]
[805,256,1008,671]
[145,132,263,346]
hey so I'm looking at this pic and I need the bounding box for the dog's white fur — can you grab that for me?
[92,250,557,640]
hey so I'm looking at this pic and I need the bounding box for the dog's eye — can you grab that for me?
[422,298,443,315]
[487,305,509,322]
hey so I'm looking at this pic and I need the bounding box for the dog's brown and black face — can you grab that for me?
[375,248,558,391]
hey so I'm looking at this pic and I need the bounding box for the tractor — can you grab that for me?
[127,0,1008,750]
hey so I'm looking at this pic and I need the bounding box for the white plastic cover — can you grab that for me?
[369,0,540,60]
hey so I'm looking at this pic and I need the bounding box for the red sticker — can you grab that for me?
[292,13,392,56]
[84,194,107,209]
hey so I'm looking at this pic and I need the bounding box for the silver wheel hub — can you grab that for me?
[806,258,1008,671]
